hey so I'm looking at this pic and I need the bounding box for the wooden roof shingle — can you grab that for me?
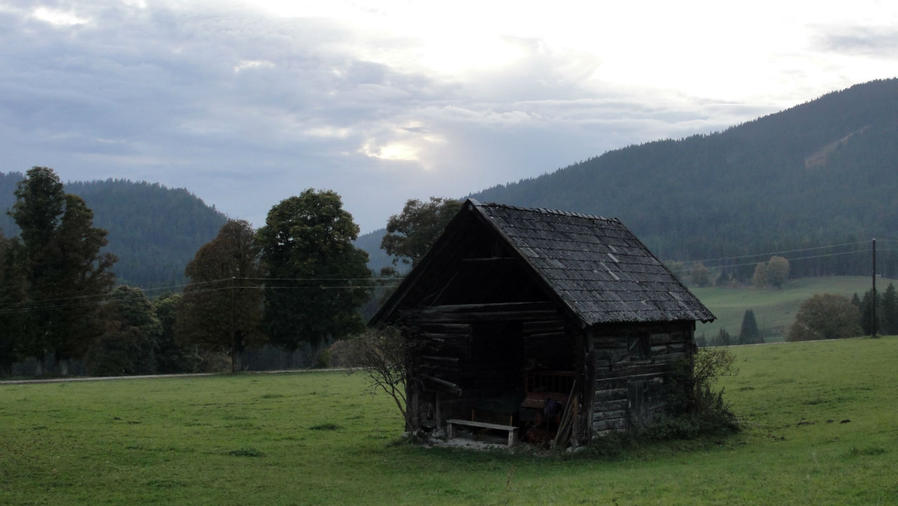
[472,200,714,324]
[370,199,714,326]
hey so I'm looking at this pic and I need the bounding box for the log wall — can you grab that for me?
[400,302,574,431]
[586,321,695,438]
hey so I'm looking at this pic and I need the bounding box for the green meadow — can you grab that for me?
[692,276,895,340]
[2,337,898,504]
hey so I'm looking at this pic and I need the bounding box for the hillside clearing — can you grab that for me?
[693,276,895,341]
[1,337,897,504]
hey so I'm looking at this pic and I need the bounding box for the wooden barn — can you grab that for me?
[370,199,714,446]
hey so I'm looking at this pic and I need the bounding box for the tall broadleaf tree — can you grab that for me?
[381,197,462,267]
[177,220,265,372]
[258,190,371,364]
[9,167,116,373]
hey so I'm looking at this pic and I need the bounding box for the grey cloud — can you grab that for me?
[0,0,773,232]
[816,27,898,55]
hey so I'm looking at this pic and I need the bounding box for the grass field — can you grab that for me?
[2,337,898,504]
[692,276,896,341]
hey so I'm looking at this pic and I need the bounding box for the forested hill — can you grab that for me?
[467,78,898,278]
[1,174,227,288]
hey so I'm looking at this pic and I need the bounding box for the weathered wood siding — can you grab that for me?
[400,302,572,430]
[586,321,695,438]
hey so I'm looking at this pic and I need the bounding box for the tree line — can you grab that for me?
[0,168,381,375]
[1,168,455,377]
[696,284,898,348]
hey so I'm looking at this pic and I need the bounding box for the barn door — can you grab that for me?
[627,379,649,428]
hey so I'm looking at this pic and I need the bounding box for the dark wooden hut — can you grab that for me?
[370,199,714,446]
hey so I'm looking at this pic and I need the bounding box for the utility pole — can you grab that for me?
[872,238,877,338]
[230,275,237,370]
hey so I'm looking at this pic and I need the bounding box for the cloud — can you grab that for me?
[817,28,898,56]
[31,6,89,26]
[233,59,275,73]
[1,0,895,233]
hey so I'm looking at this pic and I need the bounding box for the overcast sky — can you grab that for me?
[2,1,897,232]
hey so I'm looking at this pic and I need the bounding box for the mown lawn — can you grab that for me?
[692,276,897,340]
[2,337,897,504]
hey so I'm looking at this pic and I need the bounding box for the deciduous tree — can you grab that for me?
[711,328,731,346]
[788,294,861,341]
[178,220,265,372]
[85,286,161,376]
[257,190,371,364]
[766,256,790,288]
[690,262,711,287]
[751,262,767,288]
[337,327,418,430]
[381,197,462,267]
[153,292,188,373]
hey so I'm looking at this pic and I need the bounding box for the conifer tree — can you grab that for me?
[715,328,731,346]
[738,309,763,344]
[859,289,881,336]
[881,283,898,335]
[9,168,115,373]
[0,230,23,375]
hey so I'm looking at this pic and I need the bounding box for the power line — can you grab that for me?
[683,240,869,266]
[0,278,403,315]
[702,248,896,270]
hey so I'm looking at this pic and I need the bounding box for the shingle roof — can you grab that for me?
[473,200,715,324]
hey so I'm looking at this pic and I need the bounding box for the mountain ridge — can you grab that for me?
[1,173,227,288]
[363,78,898,278]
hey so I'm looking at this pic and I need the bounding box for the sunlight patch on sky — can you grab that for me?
[361,141,419,162]
[32,6,89,26]
[304,126,352,139]
[233,60,275,73]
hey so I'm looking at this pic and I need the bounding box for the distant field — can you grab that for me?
[692,276,896,341]
[2,337,897,504]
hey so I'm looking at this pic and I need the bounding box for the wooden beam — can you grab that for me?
[421,374,462,395]
[421,355,460,363]
[419,301,553,313]
[460,257,518,263]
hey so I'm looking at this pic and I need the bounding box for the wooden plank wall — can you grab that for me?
[587,321,695,437]
[401,302,572,428]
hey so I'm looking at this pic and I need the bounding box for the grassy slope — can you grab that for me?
[2,337,898,504]
[692,276,896,341]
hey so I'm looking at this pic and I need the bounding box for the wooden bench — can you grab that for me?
[446,418,518,446]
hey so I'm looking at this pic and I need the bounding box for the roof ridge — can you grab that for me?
[476,201,619,223]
